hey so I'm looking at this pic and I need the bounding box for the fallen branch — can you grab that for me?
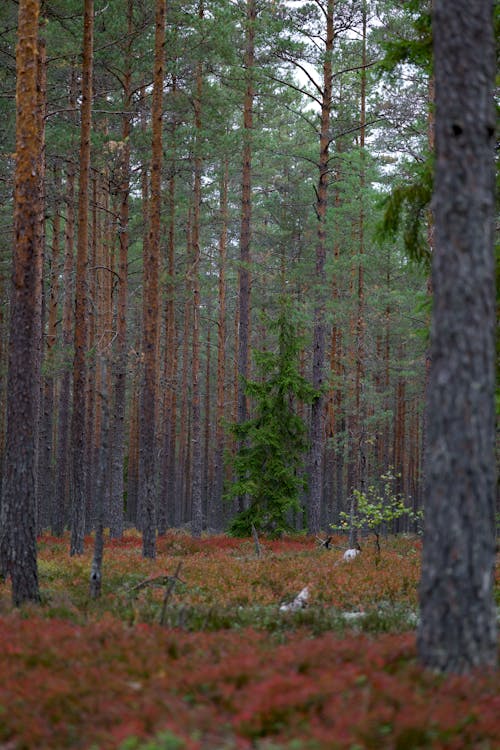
[315,536,344,551]
[128,567,185,595]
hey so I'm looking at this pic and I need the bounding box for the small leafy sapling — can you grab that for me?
[332,470,423,554]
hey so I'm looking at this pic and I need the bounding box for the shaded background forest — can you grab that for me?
[0,0,432,548]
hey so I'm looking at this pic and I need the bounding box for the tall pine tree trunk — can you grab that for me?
[308,0,334,534]
[34,34,47,532]
[140,0,165,557]
[70,0,93,555]
[53,68,77,536]
[159,128,178,531]
[109,0,133,540]
[236,0,256,501]
[211,158,229,531]
[191,3,204,537]
[417,0,497,673]
[0,0,41,604]
[40,163,61,531]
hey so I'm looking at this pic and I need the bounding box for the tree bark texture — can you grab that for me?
[191,5,204,538]
[140,0,165,558]
[237,0,256,435]
[70,0,93,555]
[109,0,133,540]
[0,0,41,605]
[211,158,229,531]
[53,152,75,536]
[308,0,334,535]
[159,143,178,532]
[417,0,497,673]
[39,163,61,532]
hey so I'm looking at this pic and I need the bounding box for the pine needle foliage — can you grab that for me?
[375,0,433,267]
[376,0,432,75]
[226,299,317,538]
[375,156,433,266]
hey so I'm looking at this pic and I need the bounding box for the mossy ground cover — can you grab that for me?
[0,531,498,749]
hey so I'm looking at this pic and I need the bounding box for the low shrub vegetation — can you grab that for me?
[0,531,498,749]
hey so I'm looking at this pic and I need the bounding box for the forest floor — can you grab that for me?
[0,532,498,750]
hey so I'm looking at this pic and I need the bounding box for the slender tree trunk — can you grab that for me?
[109,0,133,539]
[191,3,204,537]
[90,358,109,599]
[84,174,98,534]
[210,158,229,532]
[140,0,165,558]
[349,5,367,548]
[0,0,41,604]
[178,293,192,527]
[159,139,178,531]
[308,0,334,534]
[70,0,93,555]
[417,0,497,673]
[203,287,213,524]
[126,372,140,526]
[236,0,256,504]
[136,84,149,533]
[40,163,61,531]
[54,168,75,535]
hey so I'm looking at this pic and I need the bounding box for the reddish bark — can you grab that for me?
[0,0,41,604]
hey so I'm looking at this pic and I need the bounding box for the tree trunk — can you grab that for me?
[109,0,133,540]
[84,174,98,534]
[89,359,109,599]
[39,163,61,532]
[54,164,76,536]
[140,0,165,557]
[34,34,47,532]
[70,0,93,555]
[191,3,204,537]
[0,0,41,605]
[417,0,497,673]
[236,0,256,484]
[308,0,334,534]
[178,293,192,527]
[126,373,140,527]
[159,133,178,531]
[210,158,229,531]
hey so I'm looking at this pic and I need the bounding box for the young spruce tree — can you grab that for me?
[226,299,317,538]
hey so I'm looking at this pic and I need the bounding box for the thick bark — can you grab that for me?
[70,0,93,555]
[140,0,165,557]
[34,36,48,532]
[417,0,497,673]
[0,0,41,605]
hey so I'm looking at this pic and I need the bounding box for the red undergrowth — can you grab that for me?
[0,533,497,749]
